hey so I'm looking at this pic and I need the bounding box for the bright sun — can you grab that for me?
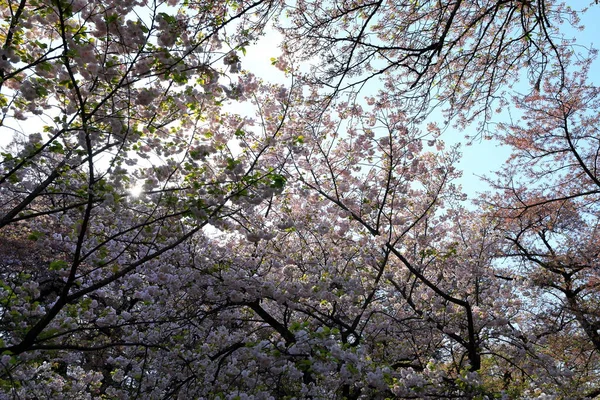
[129,184,143,197]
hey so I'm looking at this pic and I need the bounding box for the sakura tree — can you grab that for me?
[486,60,600,398]
[2,0,600,398]
[0,0,286,396]
[262,88,531,398]
[277,0,586,131]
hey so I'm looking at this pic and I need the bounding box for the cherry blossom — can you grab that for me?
[2,0,600,398]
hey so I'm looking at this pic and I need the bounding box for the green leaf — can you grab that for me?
[158,12,177,25]
[270,174,286,189]
[226,158,239,170]
[49,260,69,271]
[49,142,65,154]
[34,40,48,49]
[28,231,44,241]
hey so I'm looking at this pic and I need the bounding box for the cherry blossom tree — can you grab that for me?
[0,0,287,396]
[278,0,587,131]
[485,58,600,398]
[264,89,528,398]
[2,0,600,398]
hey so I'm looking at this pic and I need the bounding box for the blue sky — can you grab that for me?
[5,3,596,201]
[240,4,600,201]
[428,3,600,199]
[242,20,598,201]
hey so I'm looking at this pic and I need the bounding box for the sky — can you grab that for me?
[239,5,600,201]
[3,2,599,200]
[453,3,600,198]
